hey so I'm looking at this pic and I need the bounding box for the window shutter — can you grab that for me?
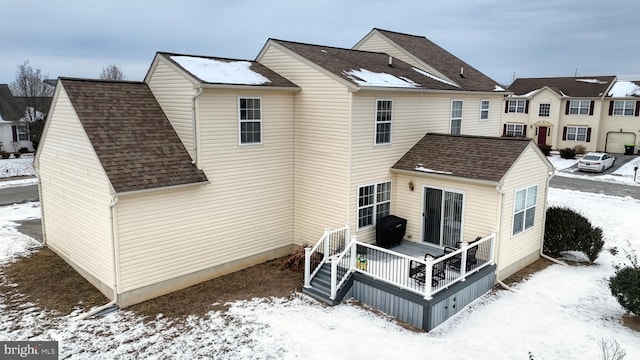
[562,127,567,141]
[504,101,509,113]
[589,100,595,115]
[524,100,529,114]
[11,126,17,142]
[502,124,507,135]
[522,125,527,137]
[586,128,592,142]
[565,101,570,115]
[635,101,640,117]
[608,101,614,116]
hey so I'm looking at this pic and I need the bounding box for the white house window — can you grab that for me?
[513,185,537,235]
[612,100,635,116]
[375,100,392,144]
[450,100,463,135]
[569,100,590,115]
[480,100,490,120]
[566,126,588,141]
[507,99,526,113]
[504,123,525,137]
[17,126,29,141]
[358,181,391,228]
[538,103,550,117]
[239,97,261,144]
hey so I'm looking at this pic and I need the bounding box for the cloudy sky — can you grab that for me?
[1,0,638,86]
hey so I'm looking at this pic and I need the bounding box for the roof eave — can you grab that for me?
[390,168,500,186]
[199,83,300,91]
[354,86,507,95]
[114,179,210,198]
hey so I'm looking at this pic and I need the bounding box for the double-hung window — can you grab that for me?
[538,103,550,117]
[507,99,526,113]
[566,126,587,141]
[239,97,261,144]
[480,100,490,120]
[358,181,391,228]
[513,185,537,235]
[612,100,635,116]
[450,100,463,135]
[17,126,29,141]
[375,100,392,144]
[505,123,525,137]
[569,100,590,115]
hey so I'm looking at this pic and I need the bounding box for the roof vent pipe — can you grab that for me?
[460,67,465,78]
[388,56,393,67]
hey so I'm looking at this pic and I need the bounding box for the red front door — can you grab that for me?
[537,127,548,144]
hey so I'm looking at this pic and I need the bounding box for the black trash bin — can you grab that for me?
[624,145,635,155]
[376,215,407,248]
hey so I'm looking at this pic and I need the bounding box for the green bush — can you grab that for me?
[559,147,576,159]
[610,266,640,316]
[544,206,604,263]
[538,144,551,156]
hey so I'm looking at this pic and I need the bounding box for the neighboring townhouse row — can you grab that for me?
[501,76,640,153]
[36,28,552,309]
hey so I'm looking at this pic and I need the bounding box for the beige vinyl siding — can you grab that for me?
[37,86,115,287]
[391,173,498,245]
[597,100,638,151]
[497,144,550,279]
[146,59,196,156]
[502,90,563,148]
[115,88,295,292]
[259,44,351,245]
[557,99,602,152]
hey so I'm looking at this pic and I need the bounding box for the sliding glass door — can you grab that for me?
[423,187,463,247]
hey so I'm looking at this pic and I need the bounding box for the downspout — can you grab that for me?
[493,182,514,291]
[540,171,567,266]
[76,195,119,320]
[191,85,203,168]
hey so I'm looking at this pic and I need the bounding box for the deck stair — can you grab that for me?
[303,262,351,306]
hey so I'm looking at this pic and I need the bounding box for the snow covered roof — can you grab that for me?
[508,76,615,97]
[607,80,640,97]
[159,53,298,88]
[59,78,208,193]
[363,29,504,92]
[392,133,536,182]
[270,39,463,91]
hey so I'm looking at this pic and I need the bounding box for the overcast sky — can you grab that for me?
[1,0,638,86]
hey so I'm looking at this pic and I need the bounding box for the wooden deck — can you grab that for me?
[389,240,444,259]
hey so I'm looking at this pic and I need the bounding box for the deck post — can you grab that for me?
[350,237,357,271]
[304,247,311,288]
[323,229,330,260]
[460,242,468,281]
[489,231,496,265]
[423,256,433,300]
[344,223,350,251]
[330,258,338,300]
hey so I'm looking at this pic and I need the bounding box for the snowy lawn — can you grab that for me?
[1,190,640,359]
[0,154,36,179]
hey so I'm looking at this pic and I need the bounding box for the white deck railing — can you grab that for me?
[304,224,350,288]
[306,228,496,300]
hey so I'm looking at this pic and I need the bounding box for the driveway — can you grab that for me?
[560,153,637,177]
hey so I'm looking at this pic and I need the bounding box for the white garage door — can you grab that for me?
[606,132,636,153]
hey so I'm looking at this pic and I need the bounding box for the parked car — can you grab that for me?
[578,152,615,172]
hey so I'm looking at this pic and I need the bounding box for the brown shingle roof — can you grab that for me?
[392,133,534,182]
[371,29,503,92]
[508,76,615,97]
[60,78,207,193]
[272,39,462,91]
[158,52,298,88]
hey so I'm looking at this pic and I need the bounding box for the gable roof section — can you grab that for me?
[157,52,298,89]
[269,39,462,91]
[367,29,503,92]
[60,78,207,193]
[0,84,53,122]
[0,84,19,121]
[392,133,532,182]
[607,80,640,98]
[508,76,616,97]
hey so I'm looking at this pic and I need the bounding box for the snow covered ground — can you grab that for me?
[0,154,35,179]
[1,189,639,359]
